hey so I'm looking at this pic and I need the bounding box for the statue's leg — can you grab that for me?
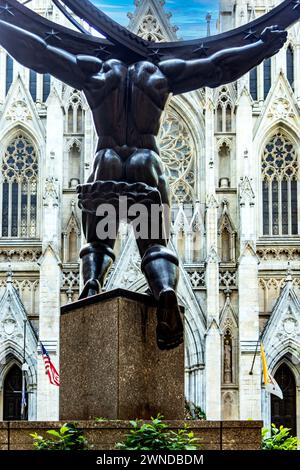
[126,149,183,350]
[137,239,183,350]
[78,239,117,300]
[79,148,122,299]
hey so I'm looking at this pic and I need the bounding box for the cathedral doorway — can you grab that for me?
[3,364,27,421]
[271,363,296,436]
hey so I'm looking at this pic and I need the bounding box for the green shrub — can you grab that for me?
[116,414,201,450]
[262,424,299,450]
[30,422,89,450]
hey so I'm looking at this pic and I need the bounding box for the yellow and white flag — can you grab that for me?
[261,342,283,399]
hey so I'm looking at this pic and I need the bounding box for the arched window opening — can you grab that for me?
[271,363,296,437]
[6,55,13,95]
[67,106,74,133]
[69,229,78,262]
[221,228,231,262]
[225,106,232,132]
[177,229,185,261]
[3,364,27,421]
[250,67,258,100]
[216,88,234,133]
[264,58,272,99]
[262,132,298,236]
[29,70,37,102]
[218,142,231,187]
[217,105,223,132]
[68,142,81,187]
[286,45,294,90]
[1,133,38,238]
[76,105,83,133]
[193,230,201,262]
[43,74,51,102]
[66,90,84,134]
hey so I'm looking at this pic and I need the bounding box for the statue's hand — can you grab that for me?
[260,26,287,56]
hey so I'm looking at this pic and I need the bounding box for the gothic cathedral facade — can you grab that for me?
[0,0,299,437]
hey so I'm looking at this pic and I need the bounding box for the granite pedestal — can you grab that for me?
[60,289,185,420]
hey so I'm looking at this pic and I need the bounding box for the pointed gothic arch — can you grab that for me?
[65,90,85,134]
[3,362,26,420]
[215,87,235,133]
[271,361,296,436]
[0,128,40,238]
[62,203,81,263]
[261,128,299,236]
[218,201,236,263]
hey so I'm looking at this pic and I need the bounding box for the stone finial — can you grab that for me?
[6,263,13,283]
[206,13,212,37]
[286,262,293,283]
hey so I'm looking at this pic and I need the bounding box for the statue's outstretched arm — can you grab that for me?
[0,20,102,90]
[160,26,287,95]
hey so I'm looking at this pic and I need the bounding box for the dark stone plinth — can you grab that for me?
[2,420,263,450]
[60,289,185,421]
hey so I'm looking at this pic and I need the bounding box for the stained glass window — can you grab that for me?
[43,74,51,102]
[264,58,271,99]
[1,134,38,238]
[29,70,37,101]
[6,55,13,95]
[250,67,258,101]
[286,45,294,90]
[262,131,298,236]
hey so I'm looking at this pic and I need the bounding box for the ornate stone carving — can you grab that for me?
[118,251,142,289]
[61,269,80,303]
[0,248,42,262]
[159,109,195,203]
[257,247,300,260]
[137,8,166,42]
[186,270,205,289]
[219,270,237,289]
[239,176,255,205]
[206,193,219,209]
[206,245,219,263]
[267,83,296,120]
[262,131,297,182]
[276,306,300,343]
[6,99,32,122]
[62,270,80,291]
[43,177,59,207]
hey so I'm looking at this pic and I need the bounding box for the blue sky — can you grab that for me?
[91,1,219,39]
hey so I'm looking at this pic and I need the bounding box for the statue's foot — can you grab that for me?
[156,289,184,351]
[78,279,101,300]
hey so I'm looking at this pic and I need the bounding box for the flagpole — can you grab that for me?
[249,334,261,375]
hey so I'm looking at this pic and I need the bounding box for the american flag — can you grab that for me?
[40,342,60,386]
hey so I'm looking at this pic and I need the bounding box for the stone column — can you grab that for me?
[237,91,261,418]
[204,91,221,420]
[37,87,63,420]
[238,243,261,420]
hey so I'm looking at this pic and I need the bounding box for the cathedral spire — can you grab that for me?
[206,12,212,37]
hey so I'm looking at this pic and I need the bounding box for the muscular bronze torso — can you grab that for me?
[84,60,169,157]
